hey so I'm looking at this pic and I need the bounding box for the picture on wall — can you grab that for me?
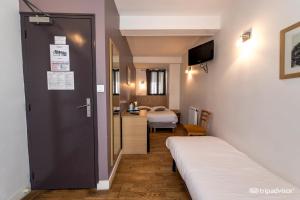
[280,21,300,79]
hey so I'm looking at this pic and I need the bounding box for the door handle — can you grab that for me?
[77,98,91,118]
[77,105,88,109]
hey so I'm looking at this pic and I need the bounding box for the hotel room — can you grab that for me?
[1,0,300,200]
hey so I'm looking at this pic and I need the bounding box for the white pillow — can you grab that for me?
[137,106,152,111]
[151,106,167,111]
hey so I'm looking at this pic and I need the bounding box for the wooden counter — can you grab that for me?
[122,110,147,154]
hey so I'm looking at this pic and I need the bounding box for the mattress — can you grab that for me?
[147,110,178,123]
[166,136,300,200]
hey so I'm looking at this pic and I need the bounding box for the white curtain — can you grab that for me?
[150,71,157,94]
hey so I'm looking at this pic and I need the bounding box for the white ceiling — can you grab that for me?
[116,0,227,58]
[114,0,233,16]
[127,36,208,57]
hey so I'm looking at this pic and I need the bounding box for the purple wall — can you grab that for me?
[104,0,136,175]
[105,0,136,109]
[19,0,135,181]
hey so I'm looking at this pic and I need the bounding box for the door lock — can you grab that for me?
[77,98,91,118]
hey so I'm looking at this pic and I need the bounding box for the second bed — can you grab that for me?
[139,106,178,132]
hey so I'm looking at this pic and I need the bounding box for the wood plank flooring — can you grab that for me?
[23,126,190,200]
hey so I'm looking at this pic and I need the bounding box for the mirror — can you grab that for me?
[109,39,121,166]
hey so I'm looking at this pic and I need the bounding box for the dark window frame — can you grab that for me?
[112,69,120,95]
[147,69,166,95]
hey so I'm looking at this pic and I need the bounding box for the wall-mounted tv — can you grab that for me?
[188,40,214,66]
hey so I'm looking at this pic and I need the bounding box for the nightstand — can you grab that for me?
[172,109,181,124]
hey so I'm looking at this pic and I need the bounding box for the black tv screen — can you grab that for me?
[188,40,214,66]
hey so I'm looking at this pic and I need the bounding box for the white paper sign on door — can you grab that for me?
[47,71,74,90]
[50,44,70,71]
[54,36,66,45]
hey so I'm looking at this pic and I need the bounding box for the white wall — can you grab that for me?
[180,37,211,123]
[168,64,181,109]
[181,0,300,187]
[135,69,147,96]
[0,0,30,200]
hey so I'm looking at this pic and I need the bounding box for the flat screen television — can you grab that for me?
[188,40,214,66]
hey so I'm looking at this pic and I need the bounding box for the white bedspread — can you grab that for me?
[166,136,300,200]
[147,110,178,123]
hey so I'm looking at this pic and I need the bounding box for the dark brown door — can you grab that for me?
[20,13,97,189]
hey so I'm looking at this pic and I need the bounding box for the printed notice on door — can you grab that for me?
[50,44,70,71]
[54,36,66,45]
[47,71,75,90]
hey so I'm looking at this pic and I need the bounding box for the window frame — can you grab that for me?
[147,69,167,96]
[112,69,120,95]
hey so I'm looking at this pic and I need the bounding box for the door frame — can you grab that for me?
[20,12,99,187]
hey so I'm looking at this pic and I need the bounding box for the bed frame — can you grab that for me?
[148,122,177,133]
[136,97,177,132]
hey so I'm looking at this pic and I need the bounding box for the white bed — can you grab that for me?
[166,136,300,200]
[138,106,178,131]
[147,109,178,123]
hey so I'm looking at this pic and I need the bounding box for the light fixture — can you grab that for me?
[139,80,146,89]
[236,28,257,60]
[185,66,192,74]
[241,29,252,42]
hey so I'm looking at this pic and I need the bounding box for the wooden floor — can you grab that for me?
[23,126,190,200]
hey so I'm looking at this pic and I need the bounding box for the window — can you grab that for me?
[146,69,166,95]
[112,69,120,95]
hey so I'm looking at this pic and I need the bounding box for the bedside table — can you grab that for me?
[172,109,181,124]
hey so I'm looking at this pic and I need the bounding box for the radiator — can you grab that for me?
[188,106,199,125]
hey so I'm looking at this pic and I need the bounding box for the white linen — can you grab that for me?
[147,109,178,123]
[137,106,151,111]
[166,136,300,200]
[151,106,167,111]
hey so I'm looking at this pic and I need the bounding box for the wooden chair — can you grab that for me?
[184,110,211,136]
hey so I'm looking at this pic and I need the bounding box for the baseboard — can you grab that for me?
[96,180,110,190]
[8,187,31,200]
[97,150,122,190]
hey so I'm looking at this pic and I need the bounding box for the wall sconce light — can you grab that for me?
[241,29,252,42]
[185,66,192,74]
[139,80,146,89]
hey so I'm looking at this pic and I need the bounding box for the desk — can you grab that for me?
[122,110,147,154]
